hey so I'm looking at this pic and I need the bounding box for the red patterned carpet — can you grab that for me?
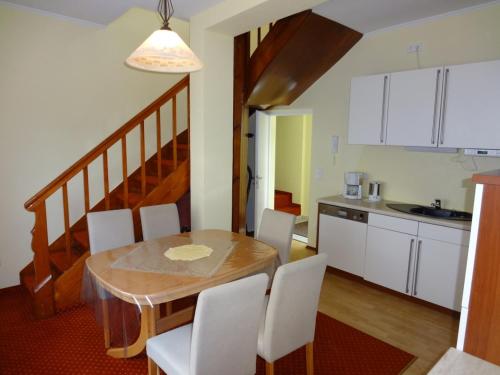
[0,286,415,374]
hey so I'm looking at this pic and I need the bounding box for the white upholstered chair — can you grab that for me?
[256,208,295,267]
[257,253,328,375]
[140,203,180,241]
[87,208,135,348]
[146,273,269,375]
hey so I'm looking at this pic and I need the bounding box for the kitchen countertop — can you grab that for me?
[318,195,471,231]
[427,348,500,375]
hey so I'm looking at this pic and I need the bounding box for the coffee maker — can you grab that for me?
[343,172,364,199]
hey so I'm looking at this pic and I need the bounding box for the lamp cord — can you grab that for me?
[158,0,174,30]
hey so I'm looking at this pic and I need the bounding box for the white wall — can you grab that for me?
[290,3,500,246]
[189,0,325,230]
[0,4,190,288]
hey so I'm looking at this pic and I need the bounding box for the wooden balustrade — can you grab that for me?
[24,76,190,313]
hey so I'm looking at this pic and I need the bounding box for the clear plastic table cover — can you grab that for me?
[81,229,278,357]
[111,232,237,277]
[81,266,142,354]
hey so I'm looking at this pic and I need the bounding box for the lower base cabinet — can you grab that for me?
[364,214,469,311]
[364,226,416,294]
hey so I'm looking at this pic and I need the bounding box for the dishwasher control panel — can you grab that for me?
[319,203,368,223]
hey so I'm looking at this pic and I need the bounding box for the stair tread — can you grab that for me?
[50,249,81,273]
[115,191,144,207]
[276,205,301,216]
[73,230,89,250]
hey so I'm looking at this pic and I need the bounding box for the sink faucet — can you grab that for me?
[431,199,442,209]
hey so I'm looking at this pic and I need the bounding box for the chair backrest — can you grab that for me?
[256,208,295,266]
[190,273,269,375]
[260,254,328,362]
[87,209,135,254]
[140,203,180,241]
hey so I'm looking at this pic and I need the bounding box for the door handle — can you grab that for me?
[380,75,388,144]
[431,69,441,145]
[412,240,422,296]
[405,239,415,294]
[439,69,450,145]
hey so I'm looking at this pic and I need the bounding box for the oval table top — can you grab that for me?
[85,229,277,305]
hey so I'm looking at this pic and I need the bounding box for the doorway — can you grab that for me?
[247,109,312,243]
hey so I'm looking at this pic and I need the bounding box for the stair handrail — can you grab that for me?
[23,75,189,318]
[25,75,189,211]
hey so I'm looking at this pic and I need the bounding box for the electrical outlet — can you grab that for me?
[408,42,423,53]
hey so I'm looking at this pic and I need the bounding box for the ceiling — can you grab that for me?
[3,0,497,32]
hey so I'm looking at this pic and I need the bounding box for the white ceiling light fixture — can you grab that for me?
[126,0,203,73]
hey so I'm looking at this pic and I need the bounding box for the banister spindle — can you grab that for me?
[121,136,129,208]
[62,183,71,265]
[258,27,262,44]
[83,166,90,213]
[140,121,146,196]
[156,109,162,182]
[172,95,178,168]
[103,151,110,210]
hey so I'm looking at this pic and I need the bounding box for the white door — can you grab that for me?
[364,226,416,294]
[439,60,500,148]
[254,111,275,232]
[385,67,443,147]
[412,238,468,311]
[318,214,367,277]
[348,73,390,145]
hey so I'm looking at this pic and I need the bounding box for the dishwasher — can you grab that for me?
[317,203,368,277]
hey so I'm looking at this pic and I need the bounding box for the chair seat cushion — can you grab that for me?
[146,323,192,375]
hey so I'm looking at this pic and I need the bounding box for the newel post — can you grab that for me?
[30,201,55,318]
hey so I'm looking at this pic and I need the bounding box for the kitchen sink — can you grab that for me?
[386,203,472,221]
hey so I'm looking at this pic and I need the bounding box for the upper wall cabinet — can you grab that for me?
[385,67,443,147]
[440,60,500,149]
[348,73,389,145]
[348,59,500,149]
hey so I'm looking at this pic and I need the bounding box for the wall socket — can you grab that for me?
[408,42,423,53]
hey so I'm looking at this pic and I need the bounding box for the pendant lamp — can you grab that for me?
[126,0,202,73]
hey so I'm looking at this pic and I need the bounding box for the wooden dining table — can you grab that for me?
[85,229,277,360]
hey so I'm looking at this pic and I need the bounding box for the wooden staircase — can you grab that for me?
[22,76,191,319]
[274,190,301,216]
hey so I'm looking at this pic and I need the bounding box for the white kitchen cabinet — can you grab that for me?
[413,237,468,310]
[318,211,367,277]
[439,60,500,149]
[348,73,389,145]
[364,225,416,294]
[385,67,443,147]
[413,223,469,311]
[364,213,469,311]
[348,59,500,149]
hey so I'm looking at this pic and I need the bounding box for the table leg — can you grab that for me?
[106,305,157,359]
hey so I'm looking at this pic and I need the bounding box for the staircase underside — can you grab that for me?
[246,10,362,108]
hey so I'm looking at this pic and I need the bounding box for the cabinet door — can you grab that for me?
[318,214,367,276]
[364,226,416,294]
[385,67,443,147]
[412,238,468,311]
[348,74,390,145]
[439,60,500,149]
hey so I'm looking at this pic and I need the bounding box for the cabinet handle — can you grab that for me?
[405,239,415,293]
[380,75,388,144]
[439,69,450,145]
[413,240,422,296]
[431,69,441,144]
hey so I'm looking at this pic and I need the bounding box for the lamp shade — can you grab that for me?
[126,29,202,73]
